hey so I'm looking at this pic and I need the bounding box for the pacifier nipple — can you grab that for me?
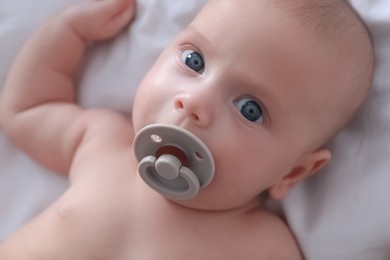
[133,124,215,200]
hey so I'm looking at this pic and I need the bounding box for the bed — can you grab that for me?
[0,0,389,259]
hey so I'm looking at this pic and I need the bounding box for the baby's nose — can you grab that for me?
[174,94,212,128]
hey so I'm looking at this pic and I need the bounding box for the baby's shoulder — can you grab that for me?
[74,108,134,142]
[78,108,133,130]
[67,108,136,180]
[242,209,303,260]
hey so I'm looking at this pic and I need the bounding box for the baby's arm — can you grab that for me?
[0,0,135,174]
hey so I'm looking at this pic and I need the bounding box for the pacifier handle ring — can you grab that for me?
[138,156,200,200]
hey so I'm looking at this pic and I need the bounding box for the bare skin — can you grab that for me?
[1,0,371,258]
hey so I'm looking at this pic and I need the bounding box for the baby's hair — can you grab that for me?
[272,0,374,66]
[272,0,371,41]
[273,1,372,56]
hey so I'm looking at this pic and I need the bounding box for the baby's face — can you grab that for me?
[133,0,348,210]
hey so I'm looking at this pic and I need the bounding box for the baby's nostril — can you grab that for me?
[175,100,184,109]
[191,113,199,120]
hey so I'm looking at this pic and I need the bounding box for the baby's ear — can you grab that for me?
[268,149,331,200]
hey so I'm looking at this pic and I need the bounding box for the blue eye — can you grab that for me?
[235,97,264,124]
[181,50,205,74]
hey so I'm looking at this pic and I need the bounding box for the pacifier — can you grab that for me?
[133,124,215,200]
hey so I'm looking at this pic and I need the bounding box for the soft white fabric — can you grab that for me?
[0,1,389,259]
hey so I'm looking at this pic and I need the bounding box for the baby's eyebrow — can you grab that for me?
[183,25,214,48]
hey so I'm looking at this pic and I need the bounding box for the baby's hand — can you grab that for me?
[62,0,135,41]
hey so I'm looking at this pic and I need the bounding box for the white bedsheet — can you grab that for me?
[0,0,389,259]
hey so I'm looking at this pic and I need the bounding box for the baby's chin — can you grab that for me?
[166,190,261,213]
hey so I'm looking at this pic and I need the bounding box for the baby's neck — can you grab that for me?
[134,178,262,217]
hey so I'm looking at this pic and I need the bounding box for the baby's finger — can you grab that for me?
[89,0,134,18]
[62,0,135,41]
[102,2,135,38]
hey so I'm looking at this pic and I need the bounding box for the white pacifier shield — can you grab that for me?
[133,124,215,200]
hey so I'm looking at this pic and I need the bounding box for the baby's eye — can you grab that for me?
[181,50,205,74]
[235,97,264,124]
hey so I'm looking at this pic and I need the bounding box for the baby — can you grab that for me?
[0,0,374,259]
